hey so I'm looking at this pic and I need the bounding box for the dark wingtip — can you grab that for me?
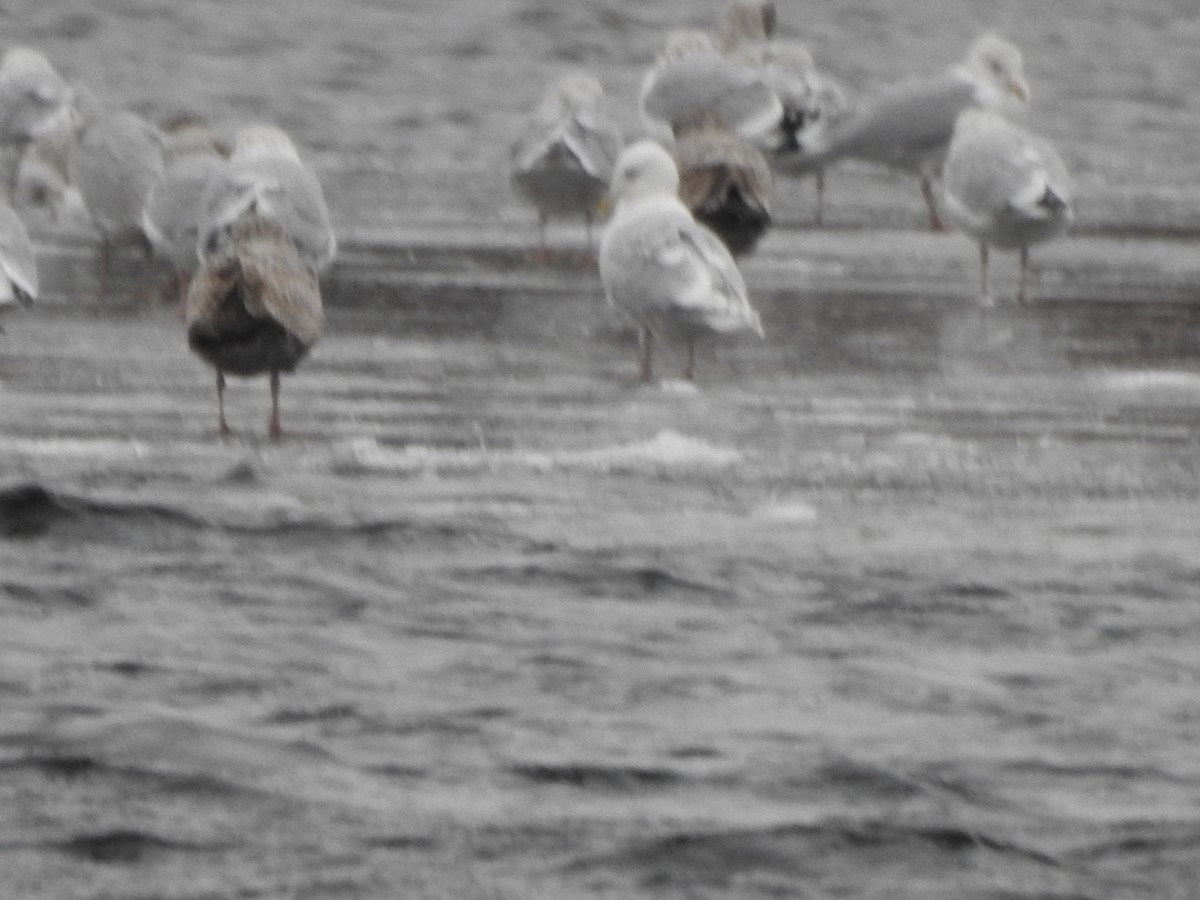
[1039,187,1068,212]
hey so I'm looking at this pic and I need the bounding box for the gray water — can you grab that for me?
[2,244,1199,898]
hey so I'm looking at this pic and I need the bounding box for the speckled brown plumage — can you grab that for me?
[673,121,772,257]
[185,213,324,438]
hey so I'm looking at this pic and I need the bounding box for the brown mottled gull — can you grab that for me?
[673,118,772,257]
[186,213,324,439]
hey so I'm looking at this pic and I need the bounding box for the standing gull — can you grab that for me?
[188,123,333,439]
[712,1,851,225]
[185,213,325,439]
[599,140,763,383]
[67,90,166,297]
[783,33,1030,230]
[943,108,1073,305]
[0,199,38,326]
[757,39,852,225]
[509,71,622,264]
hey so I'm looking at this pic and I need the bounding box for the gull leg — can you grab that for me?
[96,239,112,302]
[682,337,696,382]
[216,372,232,436]
[814,169,825,227]
[172,272,192,321]
[529,213,552,266]
[977,242,993,308]
[921,177,946,231]
[268,371,283,439]
[578,212,597,266]
[637,327,654,382]
[1017,246,1030,305]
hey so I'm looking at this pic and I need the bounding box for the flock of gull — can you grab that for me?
[0,44,335,437]
[0,1,1075,437]
[512,1,1075,379]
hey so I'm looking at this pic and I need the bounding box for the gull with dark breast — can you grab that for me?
[185,211,325,440]
[187,124,333,438]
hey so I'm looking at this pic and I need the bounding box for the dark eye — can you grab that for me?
[990,59,1003,74]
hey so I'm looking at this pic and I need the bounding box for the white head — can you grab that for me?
[551,71,605,110]
[961,33,1030,107]
[0,47,64,93]
[0,47,73,143]
[608,139,679,206]
[659,29,719,63]
[230,123,301,163]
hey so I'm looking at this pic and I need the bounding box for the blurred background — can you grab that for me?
[4,0,1199,233]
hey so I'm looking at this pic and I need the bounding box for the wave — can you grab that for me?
[330,429,744,476]
[0,480,523,548]
[566,817,1065,893]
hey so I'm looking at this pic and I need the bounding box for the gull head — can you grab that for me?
[0,47,73,142]
[0,47,66,97]
[962,33,1030,107]
[230,123,301,164]
[608,139,679,207]
[658,29,719,64]
[550,71,606,112]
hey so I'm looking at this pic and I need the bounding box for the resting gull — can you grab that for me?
[66,89,166,297]
[756,39,852,225]
[599,139,763,383]
[185,212,324,439]
[782,33,1030,230]
[509,71,622,263]
[942,107,1073,305]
